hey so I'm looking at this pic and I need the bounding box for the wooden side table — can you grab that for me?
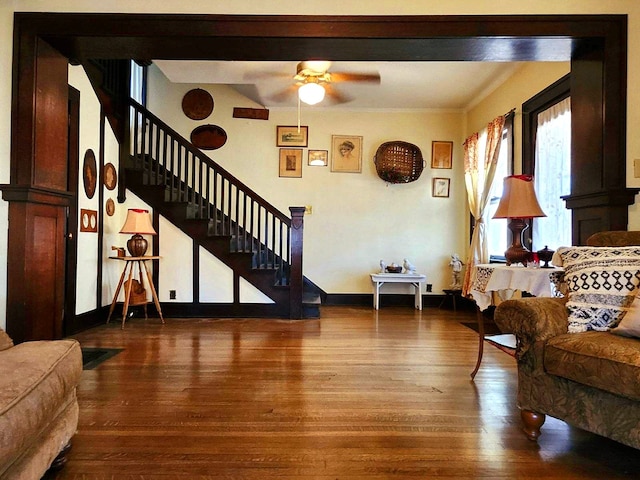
[438,289,463,312]
[370,273,426,310]
[107,256,165,329]
[467,263,565,379]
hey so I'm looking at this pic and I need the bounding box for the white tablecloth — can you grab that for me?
[469,264,565,311]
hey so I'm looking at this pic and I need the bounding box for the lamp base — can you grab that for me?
[126,234,148,257]
[505,218,530,266]
[505,245,531,266]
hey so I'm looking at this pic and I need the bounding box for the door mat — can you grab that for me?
[81,347,123,370]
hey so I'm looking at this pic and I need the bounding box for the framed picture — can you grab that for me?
[432,177,451,198]
[279,149,303,178]
[331,135,363,173]
[308,150,328,166]
[80,209,98,232]
[276,125,308,147]
[104,162,117,190]
[431,141,453,169]
[82,149,97,199]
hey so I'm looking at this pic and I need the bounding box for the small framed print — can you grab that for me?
[279,149,303,178]
[308,150,328,166]
[432,177,450,198]
[331,135,363,173]
[276,125,308,147]
[80,208,98,232]
[431,141,453,169]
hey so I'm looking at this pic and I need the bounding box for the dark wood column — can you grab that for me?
[1,37,71,342]
[564,33,637,244]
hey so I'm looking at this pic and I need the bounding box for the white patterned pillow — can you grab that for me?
[558,246,640,333]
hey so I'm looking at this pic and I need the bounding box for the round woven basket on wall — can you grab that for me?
[374,141,424,184]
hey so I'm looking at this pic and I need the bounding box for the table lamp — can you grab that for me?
[492,175,546,266]
[120,208,156,257]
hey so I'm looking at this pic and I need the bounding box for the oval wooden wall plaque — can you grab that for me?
[82,149,97,199]
[182,88,214,120]
[190,125,228,150]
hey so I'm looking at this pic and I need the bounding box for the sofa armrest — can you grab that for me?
[494,297,568,359]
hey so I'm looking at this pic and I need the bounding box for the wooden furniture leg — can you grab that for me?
[137,261,148,320]
[521,409,546,441]
[470,306,485,379]
[106,261,129,324]
[142,260,165,324]
[121,262,135,329]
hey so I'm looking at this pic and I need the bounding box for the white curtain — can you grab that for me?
[532,97,572,251]
[462,116,505,296]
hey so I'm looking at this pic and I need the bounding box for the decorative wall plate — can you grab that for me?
[182,88,214,120]
[104,163,117,190]
[105,198,115,216]
[190,124,228,150]
[82,149,97,199]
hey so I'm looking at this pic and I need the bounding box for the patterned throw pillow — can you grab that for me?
[558,246,640,333]
[611,292,640,338]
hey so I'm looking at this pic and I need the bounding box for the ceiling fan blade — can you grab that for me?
[243,70,292,81]
[324,84,353,105]
[268,85,297,103]
[329,72,381,83]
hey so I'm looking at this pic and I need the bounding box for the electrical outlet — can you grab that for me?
[169,290,176,300]
[426,284,433,293]
[635,159,640,178]
[305,205,313,214]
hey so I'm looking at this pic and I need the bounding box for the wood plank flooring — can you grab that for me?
[51,306,640,479]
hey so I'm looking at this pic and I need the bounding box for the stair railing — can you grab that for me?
[125,100,304,316]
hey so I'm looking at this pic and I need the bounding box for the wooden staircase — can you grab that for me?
[124,100,321,318]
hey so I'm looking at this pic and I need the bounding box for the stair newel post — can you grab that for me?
[289,207,305,319]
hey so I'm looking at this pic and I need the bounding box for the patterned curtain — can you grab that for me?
[462,115,506,296]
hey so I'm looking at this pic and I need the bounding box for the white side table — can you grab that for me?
[370,273,427,310]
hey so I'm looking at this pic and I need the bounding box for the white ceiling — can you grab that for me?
[154,60,528,111]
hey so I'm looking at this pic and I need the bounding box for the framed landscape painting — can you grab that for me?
[276,126,308,147]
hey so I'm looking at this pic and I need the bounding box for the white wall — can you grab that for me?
[148,65,467,295]
[2,1,640,327]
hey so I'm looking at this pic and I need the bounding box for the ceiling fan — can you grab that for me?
[271,60,381,105]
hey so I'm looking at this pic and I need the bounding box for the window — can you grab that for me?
[532,98,572,250]
[130,60,146,105]
[486,115,514,261]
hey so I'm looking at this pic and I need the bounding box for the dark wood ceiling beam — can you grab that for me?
[14,13,623,63]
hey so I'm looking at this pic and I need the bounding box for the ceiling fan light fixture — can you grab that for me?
[298,82,325,105]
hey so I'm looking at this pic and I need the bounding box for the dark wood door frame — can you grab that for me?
[64,85,80,336]
[3,13,633,340]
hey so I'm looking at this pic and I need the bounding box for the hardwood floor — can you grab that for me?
[52,306,640,479]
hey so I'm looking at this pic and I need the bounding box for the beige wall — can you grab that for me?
[465,63,571,172]
[2,1,640,328]
[148,65,467,296]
